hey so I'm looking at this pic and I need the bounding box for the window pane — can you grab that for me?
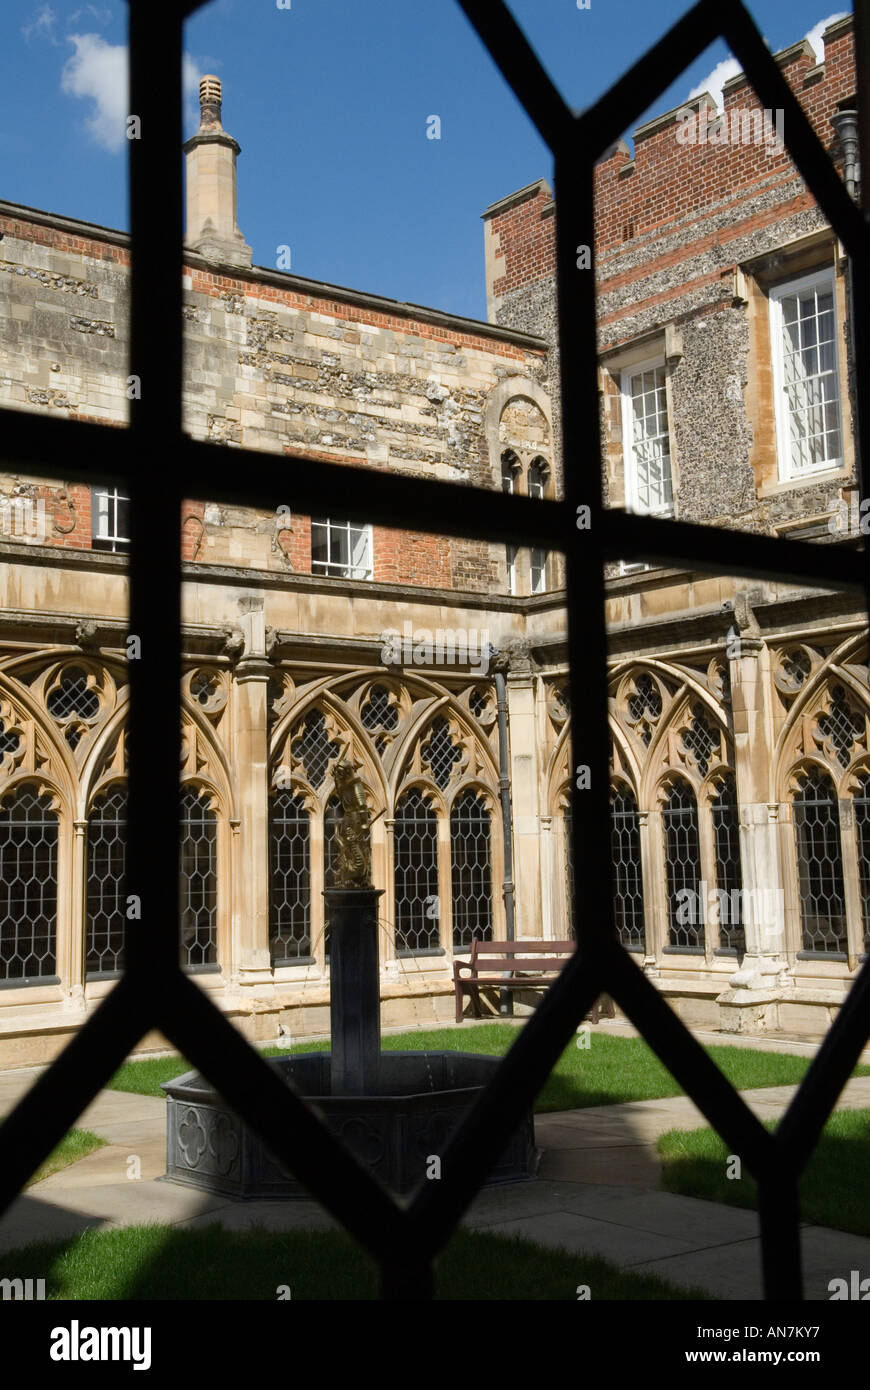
[394,788,439,952]
[793,767,846,953]
[663,780,702,948]
[0,788,58,980]
[269,791,311,964]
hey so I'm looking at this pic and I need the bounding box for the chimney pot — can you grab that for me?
[199,75,223,129]
[184,75,252,269]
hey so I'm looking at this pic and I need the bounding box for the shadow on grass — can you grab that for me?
[106,1025,862,1113]
[657,1107,870,1239]
[0,1224,711,1300]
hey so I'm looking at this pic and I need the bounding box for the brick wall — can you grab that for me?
[483,16,858,538]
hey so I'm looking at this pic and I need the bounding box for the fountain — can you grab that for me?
[162,762,536,1197]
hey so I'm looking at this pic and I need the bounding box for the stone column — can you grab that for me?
[61,818,88,1011]
[722,620,789,1010]
[232,597,274,998]
[540,813,555,934]
[502,642,540,939]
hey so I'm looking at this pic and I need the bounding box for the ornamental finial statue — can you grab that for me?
[330,760,373,888]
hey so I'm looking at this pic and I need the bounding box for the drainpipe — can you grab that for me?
[493,654,516,1016]
[831,107,863,492]
[832,107,860,198]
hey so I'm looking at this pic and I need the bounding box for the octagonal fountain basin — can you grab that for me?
[162,1050,537,1198]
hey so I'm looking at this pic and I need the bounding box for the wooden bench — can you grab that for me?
[453,939,615,1023]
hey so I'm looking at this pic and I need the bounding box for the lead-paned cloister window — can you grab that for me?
[779,655,870,958]
[711,774,745,955]
[853,771,870,956]
[86,785,127,976]
[450,789,493,949]
[269,791,311,964]
[0,786,58,981]
[663,778,702,949]
[610,785,644,950]
[180,786,219,969]
[394,788,440,954]
[792,766,847,955]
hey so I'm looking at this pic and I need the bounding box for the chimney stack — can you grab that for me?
[183,76,252,268]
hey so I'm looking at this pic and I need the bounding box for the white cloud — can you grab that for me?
[684,12,848,115]
[687,57,742,113]
[61,33,128,152]
[804,13,847,65]
[68,5,113,25]
[22,4,59,45]
[61,34,212,154]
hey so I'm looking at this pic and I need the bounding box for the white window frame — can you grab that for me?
[506,543,518,596]
[527,458,549,594]
[529,548,548,594]
[619,356,674,519]
[91,486,130,553]
[310,518,373,580]
[769,266,844,483]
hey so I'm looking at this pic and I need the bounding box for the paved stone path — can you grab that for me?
[1,1039,869,1300]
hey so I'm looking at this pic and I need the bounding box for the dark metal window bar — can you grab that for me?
[0,0,868,1302]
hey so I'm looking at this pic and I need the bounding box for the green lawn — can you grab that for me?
[25,1129,106,1187]
[106,1024,867,1113]
[657,1107,870,1238]
[0,1222,710,1300]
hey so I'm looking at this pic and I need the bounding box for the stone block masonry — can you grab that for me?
[0,205,548,593]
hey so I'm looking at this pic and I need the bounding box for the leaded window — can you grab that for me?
[450,790,493,949]
[180,787,218,969]
[793,766,847,954]
[292,709,341,789]
[47,666,100,749]
[361,685,398,734]
[0,719,20,756]
[816,686,864,768]
[855,772,870,956]
[270,791,311,964]
[663,779,702,948]
[323,793,344,960]
[611,786,644,950]
[680,706,719,778]
[626,673,662,745]
[394,788,440,953]
[421,716,463,790]
[0,787,58,981]
[86,786,127,976]
[711,775,745,955]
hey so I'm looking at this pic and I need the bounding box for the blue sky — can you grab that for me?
[1,1,849,321]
